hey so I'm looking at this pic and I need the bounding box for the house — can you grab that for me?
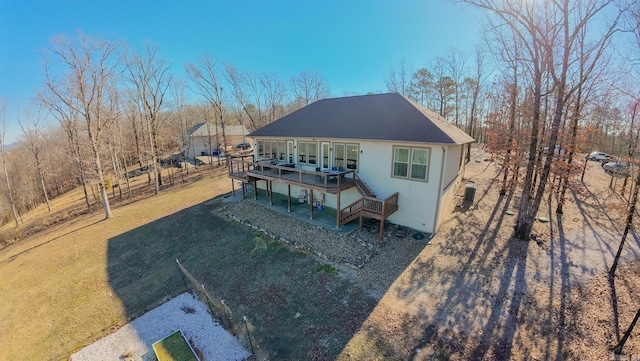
[228,93,474,238]
[183,123,250,157]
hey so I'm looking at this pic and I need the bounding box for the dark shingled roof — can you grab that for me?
[249,93,474,145]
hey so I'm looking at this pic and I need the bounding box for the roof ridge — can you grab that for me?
[402,95,475,145]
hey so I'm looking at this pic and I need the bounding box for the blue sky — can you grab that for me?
[0,0,484,143]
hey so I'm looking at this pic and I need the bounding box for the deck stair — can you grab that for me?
[340,174,399,239]
[354,173,376,197]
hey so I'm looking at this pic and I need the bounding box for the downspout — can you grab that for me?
[433,147,447,233]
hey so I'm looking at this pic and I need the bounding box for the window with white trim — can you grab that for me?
[257,139,286,160]
[297,141,318,165]
[331,143,358,170]
[392,146,430,181]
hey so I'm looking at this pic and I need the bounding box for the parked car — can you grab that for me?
[234,142,251,150]
[602,161,628,174]
[599,155,615,164]
[588,152,610,162]
[588,151,609,161]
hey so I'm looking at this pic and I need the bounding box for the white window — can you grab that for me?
[297,141,318,165]
[331,143,358,170]
[392,146,430,181]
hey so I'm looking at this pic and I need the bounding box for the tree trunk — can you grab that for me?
[91,142,112,219]
[514,67,543,240]
[1,147,19,227]
[557,87,582,214]
[146,115,159,195]
[609,165,640,277]
[35,155,51,212]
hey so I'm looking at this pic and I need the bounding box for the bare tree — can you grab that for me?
[465,47,488,162]
[185,54,228,155]
[170,79,191,179]
[385,59,413,96]
[430,57,457,119]
[445,48,469,126]
[0,102,19,227]
[18,106,51,212]
[261,72,287,123]
[224,64,262,131]
[38,86,92,210]
[466,0,621,240]
[124,41,173,195]
[290,70,330,108]
[610,161,640,277]
[245,70,267,129]
[43,33,120,220]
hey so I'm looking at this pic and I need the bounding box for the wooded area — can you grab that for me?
[0,34,331,226]
[387,0,640,243]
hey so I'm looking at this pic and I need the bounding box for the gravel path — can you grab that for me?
[71,292,249,361]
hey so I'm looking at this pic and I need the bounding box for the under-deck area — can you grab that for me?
[227,185,361,234]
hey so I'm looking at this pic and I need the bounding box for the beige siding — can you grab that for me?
[252,138,466,235]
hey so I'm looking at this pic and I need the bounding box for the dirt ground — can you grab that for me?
[338,146,640,360]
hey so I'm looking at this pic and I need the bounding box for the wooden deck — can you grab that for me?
[229,157,357,194]
[228,156,399,239]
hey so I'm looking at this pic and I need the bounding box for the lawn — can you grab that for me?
[0,167,377,360]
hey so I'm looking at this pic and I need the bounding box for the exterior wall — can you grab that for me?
[437,144,466,229]
[186,137,216,157]
[442,145,462,190]
[358,140,444,234]
[252,137,468,234]
[186,135,251,157]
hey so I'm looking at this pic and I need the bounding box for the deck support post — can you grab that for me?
[336,192,341,228]
[359,215,363,231]
[242,182,246,199]
[253,179,257,200]
[378,219,384,240]
[231,179,235,197]
[310,189,314,219]
[269,181,273,205]
[287,184,291,212]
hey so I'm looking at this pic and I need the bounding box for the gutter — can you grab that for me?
[433,146,446,232]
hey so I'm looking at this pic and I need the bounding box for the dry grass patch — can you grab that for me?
[0,168,227,360]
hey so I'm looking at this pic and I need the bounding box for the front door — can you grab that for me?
[320,142,330,171]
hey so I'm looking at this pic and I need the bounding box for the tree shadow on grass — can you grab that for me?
[106,193,422,360]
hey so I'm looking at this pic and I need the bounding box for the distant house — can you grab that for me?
[229,93,474,238]
[183,123,250,157]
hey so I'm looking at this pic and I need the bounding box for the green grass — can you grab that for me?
[0,169,377,360]
[152,331,198,361]
[314,263,339,275]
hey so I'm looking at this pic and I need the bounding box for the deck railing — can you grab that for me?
[362,192,399,217]
[229,157,355,189]
[228,155,256,176]
[339,192,399,225]
[339,198,364,224]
